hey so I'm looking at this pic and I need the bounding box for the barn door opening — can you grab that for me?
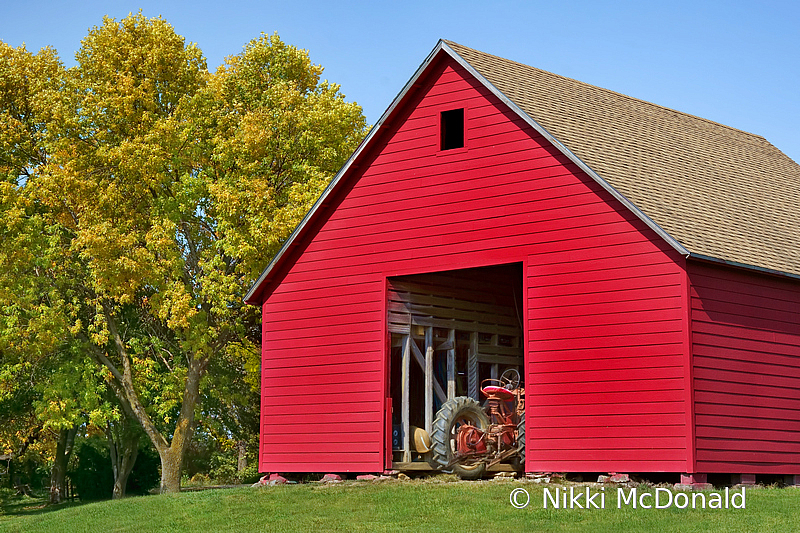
[387,263,523,467]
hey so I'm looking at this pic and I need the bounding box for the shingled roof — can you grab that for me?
[245,41,800,304]
[445,40,800,278]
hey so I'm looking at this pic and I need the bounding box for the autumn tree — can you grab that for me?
[0,40,82,501]
[1,14,367,494]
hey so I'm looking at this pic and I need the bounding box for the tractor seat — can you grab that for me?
[481,385,514,401]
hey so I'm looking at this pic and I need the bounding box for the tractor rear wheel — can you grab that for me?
[430,397,489,480]
[513,416,525,470]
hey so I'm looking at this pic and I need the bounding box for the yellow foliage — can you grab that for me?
[0,15,367,472]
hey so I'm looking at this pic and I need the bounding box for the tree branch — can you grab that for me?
[81,331,169,453]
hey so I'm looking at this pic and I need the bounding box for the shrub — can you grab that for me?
[68,436,159,500]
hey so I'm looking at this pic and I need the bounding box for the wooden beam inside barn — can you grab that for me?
[425,326,433,435]
[447,328,455,400]
[401,335,411,463]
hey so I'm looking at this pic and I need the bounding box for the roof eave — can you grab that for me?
[687,253,800,281]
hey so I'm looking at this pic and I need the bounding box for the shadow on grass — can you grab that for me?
[0,490,87,518]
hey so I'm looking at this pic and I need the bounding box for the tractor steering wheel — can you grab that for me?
[500,368,521,390]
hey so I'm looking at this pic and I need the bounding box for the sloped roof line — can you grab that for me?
[688,253,800,282]
[243,41,451,304]
[439,41,691,260]
[447,40,763,146]
[244,40,695,304]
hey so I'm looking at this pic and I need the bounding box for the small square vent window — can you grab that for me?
[440,108,464,150]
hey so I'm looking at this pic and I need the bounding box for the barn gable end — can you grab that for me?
[258,50,691,473]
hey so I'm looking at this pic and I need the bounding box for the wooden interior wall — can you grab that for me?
[387,265,523,462]
[690,262,800,474]
[388,266,522,347]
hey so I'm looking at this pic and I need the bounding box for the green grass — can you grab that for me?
[1,481,799,533]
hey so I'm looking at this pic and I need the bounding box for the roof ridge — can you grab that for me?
[443,40,769,147]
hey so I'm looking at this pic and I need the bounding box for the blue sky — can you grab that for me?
[3,1,799,163]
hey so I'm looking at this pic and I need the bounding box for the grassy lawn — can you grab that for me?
[1,480,798,533]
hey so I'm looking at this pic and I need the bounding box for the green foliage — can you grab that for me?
[205,448,261,485]
[236,464,263,485]
[205,33,367,279]
[205,449,237,485]
[0,41,63,183]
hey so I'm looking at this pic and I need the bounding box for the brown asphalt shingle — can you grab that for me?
[447,41,800,277]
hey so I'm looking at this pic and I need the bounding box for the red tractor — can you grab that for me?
[430,369,525,479]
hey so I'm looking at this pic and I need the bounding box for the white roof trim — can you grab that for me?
[245,40,691,304]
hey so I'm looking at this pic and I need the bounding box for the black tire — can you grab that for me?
[513,416,525,470]
[430,397,489,480]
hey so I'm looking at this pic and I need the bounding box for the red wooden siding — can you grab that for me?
[525,231,689,472]
[260,55,689,473]
[690,262,800,474]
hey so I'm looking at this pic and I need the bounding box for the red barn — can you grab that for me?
[245,41,800,484]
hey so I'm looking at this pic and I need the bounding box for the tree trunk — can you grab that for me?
[159,447,183,494]
[5,458,14,489]
[237,440,247,472]
[112,437,138,499]
[50,426,77,504]
[105,417,140,499]
[94,308,208,494]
